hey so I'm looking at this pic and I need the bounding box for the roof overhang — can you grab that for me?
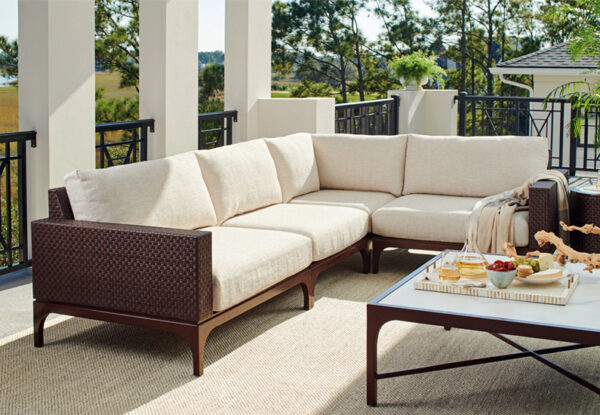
[490,67,599,76]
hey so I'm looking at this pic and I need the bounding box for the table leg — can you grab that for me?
[366,307,385,406]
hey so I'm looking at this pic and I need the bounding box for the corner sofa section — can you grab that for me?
[31,132,560,376]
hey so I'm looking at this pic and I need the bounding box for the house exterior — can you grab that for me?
[491,43,599,98]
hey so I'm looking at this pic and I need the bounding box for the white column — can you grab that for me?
[258,98,335,137]
[19,0,96,232]
[139,0,199,159]
[225,0,272,142]
[389,89,458,135]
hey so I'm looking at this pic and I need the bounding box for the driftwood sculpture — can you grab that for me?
[560,221,600,236]
[534,231,600,272]
[503,222,600,272]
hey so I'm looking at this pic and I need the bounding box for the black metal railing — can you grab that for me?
[95,119,154,168]
[455,92,569,170]
[335,96,400,135]
[570,105,600,174]
[0,130,36,275]
[198,110,238,149]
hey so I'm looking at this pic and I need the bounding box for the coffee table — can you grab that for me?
[366,254,600,406]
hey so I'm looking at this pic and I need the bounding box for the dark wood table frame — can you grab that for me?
[366,256,600,406]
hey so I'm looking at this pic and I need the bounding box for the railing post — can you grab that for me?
[569,106,579,176]
[457,91,467,136]
[391,95,400,135]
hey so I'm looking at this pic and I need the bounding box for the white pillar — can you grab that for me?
[389,89,458,135]
[258,98,335,137]
[19,0,96,233]
[139,0,199,159]
[225,0,272,142]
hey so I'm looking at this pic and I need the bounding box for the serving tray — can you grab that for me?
[413,257,580,306]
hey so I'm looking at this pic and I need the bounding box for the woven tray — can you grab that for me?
[413,259,580,306]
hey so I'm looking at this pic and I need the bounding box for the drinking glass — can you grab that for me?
[439,250,460,281]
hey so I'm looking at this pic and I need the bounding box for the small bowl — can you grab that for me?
[486,269,516,289]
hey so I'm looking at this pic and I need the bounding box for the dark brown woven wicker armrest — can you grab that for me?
[528,180,558,252]
[31,219,212,323]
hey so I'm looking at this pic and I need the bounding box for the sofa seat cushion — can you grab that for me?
[311,134,408,196]
[203,227,312,311]
[372,194,529,246]
[265,133,320,202]
[195,140,282,224]
[290,190,395,231]
[65,151,217,229]
[403,135,549,197]
[223,204,369,261]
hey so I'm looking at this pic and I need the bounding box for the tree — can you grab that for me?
[0,36,18,79]
[547,0,600,142]
[372,0,427,56]
[199,63,224,100]
[95,0,140,90]
[272,0,368,102]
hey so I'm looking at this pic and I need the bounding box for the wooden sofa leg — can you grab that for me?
[300,272,317,310]
[188,325,213,376]
[33,301,50,348]
[360,247,371,274]
[372,243,384,274]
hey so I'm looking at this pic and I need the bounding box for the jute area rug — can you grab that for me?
[1,250,599,414]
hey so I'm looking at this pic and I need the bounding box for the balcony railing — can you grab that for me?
[455,93,570,171]
[198,110,238,149]
[0,130,36,275]
[335,96,400,135]
[95,119,154,169]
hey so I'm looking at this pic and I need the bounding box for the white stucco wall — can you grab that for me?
[388,89,458,136]
[19,0,96,253]
[257,98,335,138]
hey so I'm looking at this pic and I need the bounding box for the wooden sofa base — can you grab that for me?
[34,237,370,376]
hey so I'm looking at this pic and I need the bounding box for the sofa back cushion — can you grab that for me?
[403,134,549,197]
[195,139,282,224]
[65,151,217,229]
[311,134,408,196]
[265,133,320,202]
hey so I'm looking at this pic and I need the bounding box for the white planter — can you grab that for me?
[403,76,429,91]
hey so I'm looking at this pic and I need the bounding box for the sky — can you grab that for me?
[0,0,434,51]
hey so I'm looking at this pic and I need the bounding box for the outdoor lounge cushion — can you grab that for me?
[311,134,408,196]
[265,133,320,202]
[64,151,217,229]
[195,139,282,224]
[402,135,549,197]
[222,204,369,261]
[202,226,312,311]
[372,194,529,246]
[290,189,395,231]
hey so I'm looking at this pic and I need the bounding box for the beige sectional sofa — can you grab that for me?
[32,132,557,375]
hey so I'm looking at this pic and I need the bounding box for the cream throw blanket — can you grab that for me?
[468,171,570,254]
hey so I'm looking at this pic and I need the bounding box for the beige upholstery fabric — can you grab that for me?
[202,227,312,311]
[195,140,282,224]
[372,194,529,246]
[403,135,549,197]
[265,133,320,202]
[311,134,408,196]
[64,151,217,229]
[513,211,529,247]
[291,190,395,231]
[223,204,369,261]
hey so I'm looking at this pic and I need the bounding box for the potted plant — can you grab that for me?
[389,51,446,91]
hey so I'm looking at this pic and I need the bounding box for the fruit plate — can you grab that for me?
[515,269,570,285]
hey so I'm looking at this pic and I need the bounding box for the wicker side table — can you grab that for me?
[570,186,600,253]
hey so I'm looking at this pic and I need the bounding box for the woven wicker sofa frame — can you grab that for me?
[32,175,562,376]
[31,187,371,376]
